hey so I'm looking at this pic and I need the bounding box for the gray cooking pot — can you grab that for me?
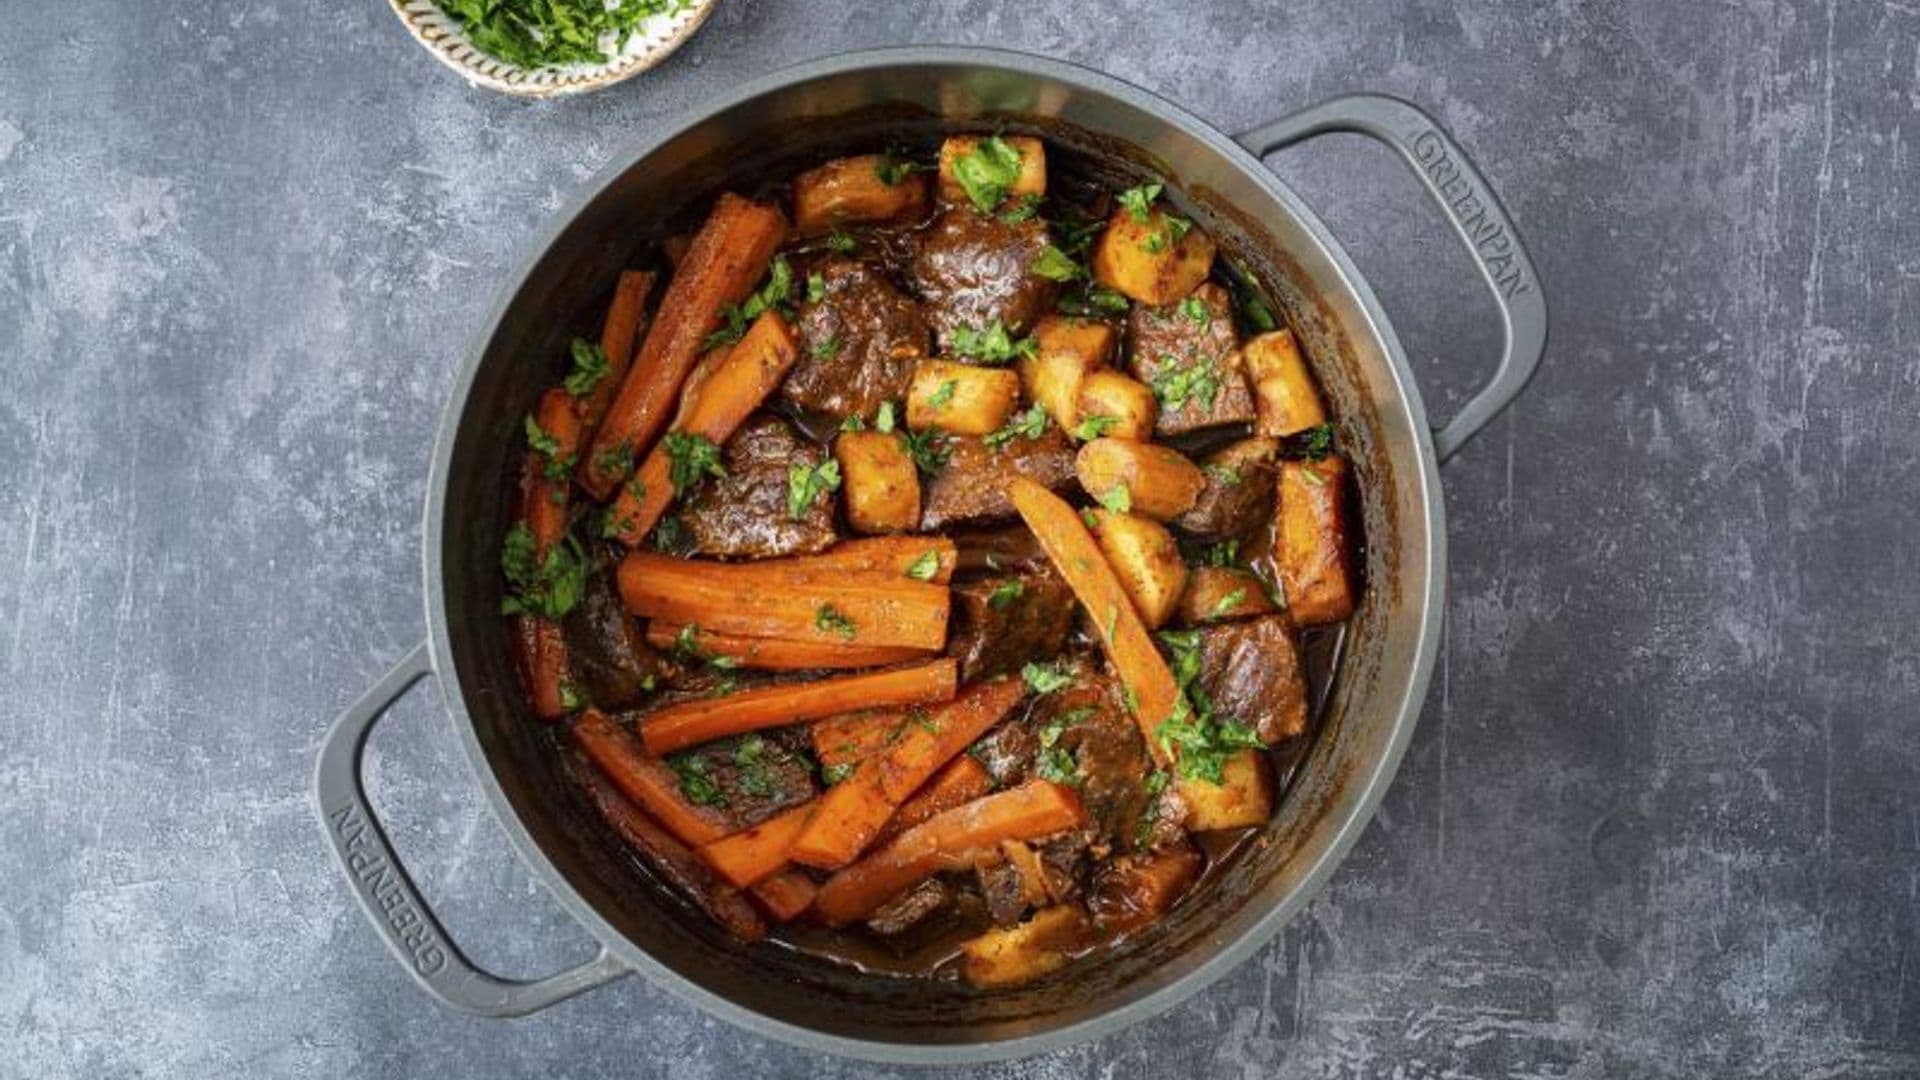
[312,46,1545,1063]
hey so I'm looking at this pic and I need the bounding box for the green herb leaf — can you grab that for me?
[989,580,1027,610]
[1097,484,1132,514]
[785,459,841,519]
[705,256,794,348]
[1057,285,1131,317]
[984,403,1048,449]
[1203,539,1240,568]
[839,413,866,432]
[997,193,1043,223]
[441,0,696,70]
[904,550,942,581]
[1029,244,1081,282]
[1179,296,1211,328]
[1206,589,1248,619]
[1071,414,1119,441]
[564,338,611,397]
[500,522,591,619]
[1021,661,1073,694]
[826,229,858,254]
[810,333,843,360]
[1298,422,1336,461]
[806,271,828,303]
[815,604,858,640]
[875,401,898,433]
[874,152,927,187]
[523,415,573,481]
[1203,462,1241,486]
[926,379,958,409]
[821,761,855,785]
[669,753,727,807]
[898,427,951,475]
[952,136,1024,213]
[1117,182,1163,223]
[1149,355,1223,413]
[949,319,1037,364]
[664,431,726,497]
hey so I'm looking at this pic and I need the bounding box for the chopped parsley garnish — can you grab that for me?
[1021,661,1074,694]
[1232,263,1280,332]
[810,334,843,360]
[1206,589,1248,619]
[904,550,943,581]
[732,735,776,797]
[1153,628,1266,783]
[1134,768,1172,848]
[898,427,951,475]
[806,271,828,303]
[1071,414,1119,441]
[564,338,611,397]
[594,440,636,480]
[669,753,726,807]
[1149,355,1223,413]
[815,604,857,639]
[440,0,696,69]
[1117,182,1162,223]
[1203,462,1241,485]
[500,522,590,619]
[925,379,958,409]
[839,413,866,432]
[1056,285,1131,317]
[1035,715,1078,785]
[826,228,858,254]
[988,580,1027,610]
[1029,244,1081,282]
[651,513,689,553]
[821,760,855,785]
[1203,539,1241,567]
[557,679,584,711]
[949,320,1037,364]
[523,415,573,480]
[669,623,737,670]
[1298,422,1336,460]
[1096,484,1132,514]
[1179,296,1211,327]
[705,256,793,348]
[951,136,1024,213]
[785,459,842,519]
[997,193,1044,223]
[874,152,927,187]
[984,403,1048,449]
[663,431,726,497]
[875,401,898,433]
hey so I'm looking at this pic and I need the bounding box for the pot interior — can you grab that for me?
[431,53,1438,1055]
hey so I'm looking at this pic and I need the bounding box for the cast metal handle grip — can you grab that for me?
[1237,93,1547,462]
[312,641,628,1017]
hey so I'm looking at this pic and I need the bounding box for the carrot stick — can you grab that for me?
[511,615,571,721]
[879,755,994,843]
[749,869,818,922]
[524,387,584,552]
[1009,476,1181,767]
[606,310,801,546]
[800,537,959,583]
[616,553,951,650]
[640,659,959,756]
[810,709,911,768]
[789,678,1027,869]
[813,780,1087,926]
[698,801,816,888]
[571,710,731,846]
[581,194,788,498]
[646,622,930,672]
[576,270,656,440]
[570,751,766,941]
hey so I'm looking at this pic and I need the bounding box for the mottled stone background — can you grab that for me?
[2,1,1916,1077]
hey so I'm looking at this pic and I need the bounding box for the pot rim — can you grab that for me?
[421,44,1446,1064]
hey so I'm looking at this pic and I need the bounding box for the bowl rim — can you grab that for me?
[385,0,722,99]
[421,44,1446,1063]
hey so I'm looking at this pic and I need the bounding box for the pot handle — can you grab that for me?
[1235,93,1547,462]
[312,640,629,1017]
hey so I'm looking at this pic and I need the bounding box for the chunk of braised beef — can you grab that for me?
[561,572,673,709]
[967,720,1038,790]
[1087,842,1203,933]
[1126,283,1258,435]
[1036,834,1091,903]
[920,428,1076,530]
[949,523,1051,573]
[1193,615,1309,745]
[908,208,1057,350]
[782,257,930,422]
[948,565,1075,682]
[1135,782,1191,854]
[659,728,817,831]
[1174,436,1279,540]
[680,415,839,559]
[1032,666,1155,850]
[866,877,951,937]
[976,859,1032,928]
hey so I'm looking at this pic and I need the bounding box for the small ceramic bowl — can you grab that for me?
[388,0,721,98]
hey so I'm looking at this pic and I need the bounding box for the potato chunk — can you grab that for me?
[1019,316,1116,430]
[1073,370,1157,441]
[1074,438,1205,521]
[906,359,1020,436]
[1092,206,1215,305]
[1241,328,1327,436]
[834,430,921,534]
[1175,565,1277,625]
[1178,749,1274,831]
[1088,509,1188,630]
[959,904,1087,988]
[1276,455,1356,625]
[938,135,1047,209]
[792,154,932,234]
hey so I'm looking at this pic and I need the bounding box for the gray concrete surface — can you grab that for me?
[3,1,1917,1076]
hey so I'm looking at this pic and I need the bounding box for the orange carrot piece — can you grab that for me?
[800,537,959,583]
[616,553,951,651]
[646,622,929,672]
[1009,476,1181,767]
[871,676,1027,804]
[571,710,731,846]
[511,615,571,721]
[523,387,584,552]
[576,270,656,439]
[581,194,788,498]
[698,801,816,888]
[880,755,994,843]
[789,678,1027,870]
[570,751,766,942]
[640,659,959,756]
[813,781,1087,926]
[606,310,801,546]
[810,709,911,769]
[749,869,818,922]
